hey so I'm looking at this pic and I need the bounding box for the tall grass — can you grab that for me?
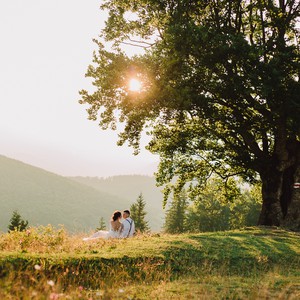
[0,226,299,299]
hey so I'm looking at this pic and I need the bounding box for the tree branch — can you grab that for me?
[120,40,154,48]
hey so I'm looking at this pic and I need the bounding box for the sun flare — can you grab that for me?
[129,78,142,92]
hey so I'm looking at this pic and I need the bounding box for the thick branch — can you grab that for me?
[239,130,264,158]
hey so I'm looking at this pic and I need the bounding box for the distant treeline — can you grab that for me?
[164,177,261,233]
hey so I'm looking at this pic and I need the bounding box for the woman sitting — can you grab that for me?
[83,210,123,240]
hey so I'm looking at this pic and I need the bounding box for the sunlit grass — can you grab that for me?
[0,226,299,299]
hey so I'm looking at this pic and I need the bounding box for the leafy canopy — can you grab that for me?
[80,0,300,201]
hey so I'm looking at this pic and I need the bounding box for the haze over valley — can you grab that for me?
[0,155,165,232]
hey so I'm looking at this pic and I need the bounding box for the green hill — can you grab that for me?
[0,155,165,232]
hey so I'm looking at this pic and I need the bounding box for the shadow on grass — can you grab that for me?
[161,228,300,277]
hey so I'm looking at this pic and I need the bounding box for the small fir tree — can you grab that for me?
[8,210,29,232]
[130,193,150,233]
[164,191,188,234]
[96,216,107,231]
[242,183,262,227]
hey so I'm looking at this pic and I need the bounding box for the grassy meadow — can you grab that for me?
[0,226,300,299]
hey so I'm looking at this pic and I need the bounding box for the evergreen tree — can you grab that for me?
[185,178,261,232]
[242,183,262,227]
[164,191,188,234]
[130,193,150,233]
[96,216,106,231]
[8,210,28,232]
[227,181,262,229]
[186,198,231,232]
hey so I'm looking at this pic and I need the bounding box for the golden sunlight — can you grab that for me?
[129,78,142,92]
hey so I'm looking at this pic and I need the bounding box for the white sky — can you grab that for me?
[0,0,158,177]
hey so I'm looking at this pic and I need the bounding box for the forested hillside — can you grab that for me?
[0,155,164,232]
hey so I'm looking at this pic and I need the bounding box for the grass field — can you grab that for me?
[0,226,299,299]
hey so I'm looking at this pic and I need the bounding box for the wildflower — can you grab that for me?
[49,293,59,300]
[78,286,84,291]
[34,264,41,270]
[119,289,124,293]
[72,271,79,275]
[96,290,104,296]
[32,291,38,297]
[47,280,55,287]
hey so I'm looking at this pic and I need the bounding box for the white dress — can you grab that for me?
[83,225,121,241]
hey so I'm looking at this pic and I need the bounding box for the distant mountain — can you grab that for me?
[69,175,165,230]
[0,155,165,232]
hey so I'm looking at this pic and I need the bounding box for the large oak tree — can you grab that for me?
[80,0,300,229]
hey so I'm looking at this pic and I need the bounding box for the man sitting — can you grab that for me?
[121,210,135,238]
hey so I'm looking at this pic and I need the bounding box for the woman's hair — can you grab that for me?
[111,211,122,221]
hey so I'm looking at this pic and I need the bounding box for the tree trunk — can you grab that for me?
[258,142,300,230]
[282,144,300,230]
[258,166,283,226]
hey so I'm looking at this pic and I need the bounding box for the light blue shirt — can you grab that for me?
[121,217,135,238]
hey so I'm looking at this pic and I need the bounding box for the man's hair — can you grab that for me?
[123,210,130,215]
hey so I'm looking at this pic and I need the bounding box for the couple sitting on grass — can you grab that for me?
[83,210,135,240]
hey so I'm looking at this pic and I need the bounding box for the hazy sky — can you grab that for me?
[0,0,159,177]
